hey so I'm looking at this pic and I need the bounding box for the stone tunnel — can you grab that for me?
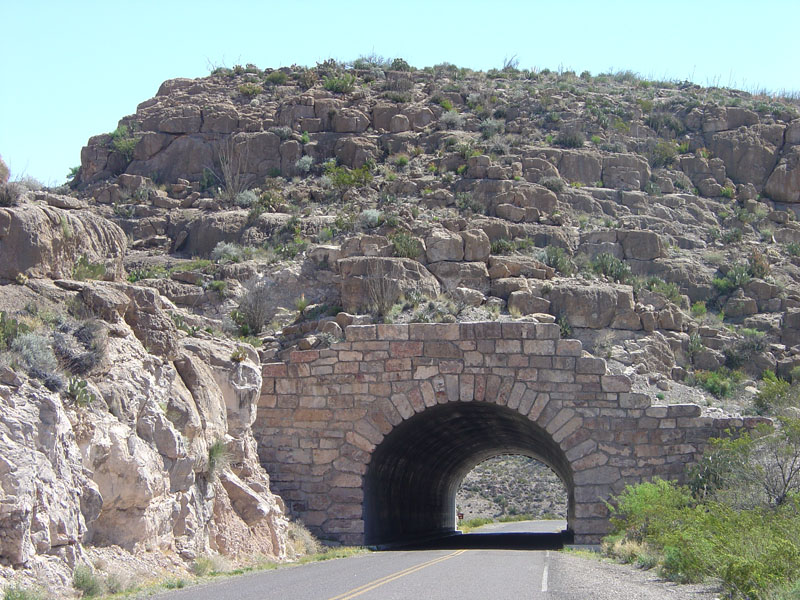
[254,321,758,546]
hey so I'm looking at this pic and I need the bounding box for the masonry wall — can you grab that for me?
[254,321,757,545]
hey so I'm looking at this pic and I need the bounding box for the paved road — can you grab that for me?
[151,521,717,600]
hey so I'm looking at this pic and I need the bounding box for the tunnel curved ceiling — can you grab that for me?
[363,402,574,545]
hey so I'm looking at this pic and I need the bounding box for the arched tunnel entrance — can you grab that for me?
[363,402,575,546]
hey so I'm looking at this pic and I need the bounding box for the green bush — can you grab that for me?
[713,263,751,294]
[755,371,795,415]
[591,252,631,283]
[72,256,106,281]
[207,439,230,479]
[786,242,800,257]
[109,125,137,161]
[3,586,47,600]
[490,238,515,255]
[607,476,800,598]
[649,140,678,168]
[238,82,262,98]
[554,131,585,148]
[690,367,743,398]
[73,565,103,597]
[323,73,356,93]
[542,246,574,275]
[691,301,707,318]
[0,311,29,351]
[12,332,62,390]
[390,233,422,259]
[538,176,565,193]
[265,70,287,85]
[324,163,372,192]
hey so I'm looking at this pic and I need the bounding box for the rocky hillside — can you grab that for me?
[457,455,567,521]
[2,56,800,593]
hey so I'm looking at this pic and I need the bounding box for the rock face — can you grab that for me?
[0,281,288,587]
[0,205,126,280]
[339,257,441,312]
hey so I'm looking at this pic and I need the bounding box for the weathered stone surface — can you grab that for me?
[602,154,650,190]
[460,229,491,262]
[0,205,126,280]
[707,124,784,188]
[765,146,800,203]
[339,257,441,312]
[427,261,490,293]
[508,290,551,315]
[425,228,464,262]
[547,283,633,329]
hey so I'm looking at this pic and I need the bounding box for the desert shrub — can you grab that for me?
[713,263,751,294]
[479,118,505,139]
[754,371,795,415]
[53,320,107,375]
[207,439,230,479]
[234,189,258,208]
[786,242,800,257]
[357,209,382,230]
[295,155,313,174]
[724,328,768,369]
[210,242,253,264]
[690,367,743,398]
[538,176,565,193]
[12,332,63,390]
[109,125,137,161]
[691,301,707,318]
[591,252,631,283]
[455,192,485,215]
[65,377,94,407]
[323,73,356,93]
[390,57,411,71]
[390,233,422,258]
[3,586,47,600]
[238,82,262,98]
[607,475,800,596]
[554,131,585,148]
[749,249,771,279]
[490,238,515,255]
[0,182,24,206]
[438,110,464,130]
[721,227,743,244]
[324,163,372,192]
[640,277,681,304]
[648,140,678,168]
[0,311,29,351]
[232,278,274,335]
[73,565,103,597]
[265,70,287,85]
[72,256,106,281]
[645,112,685,136]
[541,246,574,275]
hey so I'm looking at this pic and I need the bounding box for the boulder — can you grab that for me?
[547,283,634,329]
[0,205,126,280]
[508,290,551,315]
[460,229,491,262]
[557,150,602,185]
[602,154,650,190]
[618,230,665,260]
[425,228,464,262]
[339,257,441,312]
[427,261,490,293]
[707,124,784,188]
[764,146,800,203]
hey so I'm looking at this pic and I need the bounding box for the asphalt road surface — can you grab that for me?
[151,521,718,600]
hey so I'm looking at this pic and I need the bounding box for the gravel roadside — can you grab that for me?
[549,551,721,599]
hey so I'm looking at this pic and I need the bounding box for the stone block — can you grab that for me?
[409,323,460,340]
[556,339,583,356]
[666,404,701,417]
[376,324,409,340]
[601,375,632,392]
[576,357,606,375]
[345,325,377,341]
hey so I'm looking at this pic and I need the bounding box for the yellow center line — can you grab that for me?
[326,550,466,600]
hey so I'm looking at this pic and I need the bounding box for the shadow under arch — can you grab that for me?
[363,401,575,546]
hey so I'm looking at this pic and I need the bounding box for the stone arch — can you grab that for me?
[363,401,575,544]
[256,321,752,546]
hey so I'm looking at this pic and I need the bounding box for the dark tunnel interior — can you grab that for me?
[362,402,575,545]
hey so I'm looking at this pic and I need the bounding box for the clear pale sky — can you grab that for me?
[1,0,798,185]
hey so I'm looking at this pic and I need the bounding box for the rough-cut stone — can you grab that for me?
[0,205,126,280]
[425,228,464,262]
[339,257,441,312]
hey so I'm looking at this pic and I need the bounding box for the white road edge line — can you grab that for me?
[541,550,549,592]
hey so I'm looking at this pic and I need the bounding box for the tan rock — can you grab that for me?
[425,228,464,262]
[427,261,490,293]
[339,257,441,312]
[0,205,126,280]
[460,229,491,262]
